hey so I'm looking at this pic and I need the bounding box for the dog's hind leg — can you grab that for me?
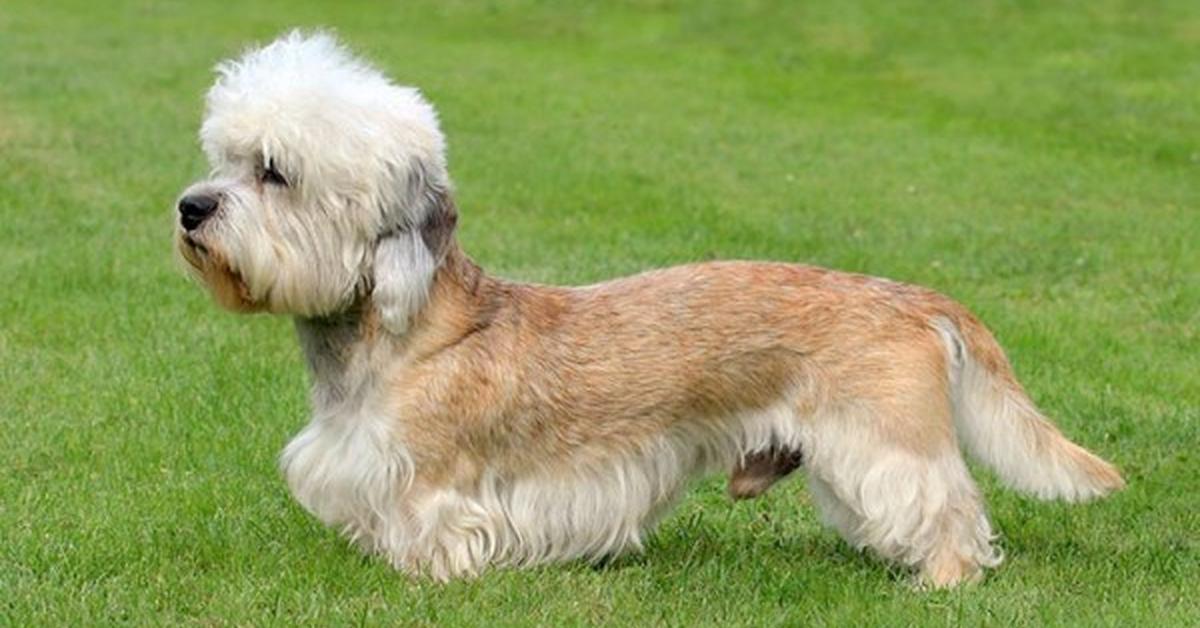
[807,437,1000,587]
[802,384,1001,587]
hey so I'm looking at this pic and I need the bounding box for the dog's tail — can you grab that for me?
[933,313,1124,502]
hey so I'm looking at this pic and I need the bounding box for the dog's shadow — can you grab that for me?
[583,494,910,590]
[589,485,1123,591]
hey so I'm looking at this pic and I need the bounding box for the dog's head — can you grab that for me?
[175,31,456,331]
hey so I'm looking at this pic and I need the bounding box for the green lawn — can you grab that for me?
[2,0,1198,624]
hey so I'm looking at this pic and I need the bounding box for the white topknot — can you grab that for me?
[201,30,447,201]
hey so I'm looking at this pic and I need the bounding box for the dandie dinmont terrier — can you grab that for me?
[175,32,1124,587]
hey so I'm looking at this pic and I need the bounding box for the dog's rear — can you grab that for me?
[720,277,1123,588]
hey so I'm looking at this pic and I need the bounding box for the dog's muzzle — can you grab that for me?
[178,193,218,231]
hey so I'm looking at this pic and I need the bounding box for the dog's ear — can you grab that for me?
[416,186,458,266]
[371,163,457,334]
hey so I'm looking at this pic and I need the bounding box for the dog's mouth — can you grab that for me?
[176,232,262,313]
[183,234,208,256]
[177,231,210,271]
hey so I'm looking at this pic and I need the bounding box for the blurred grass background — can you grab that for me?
[1,1,1197,624]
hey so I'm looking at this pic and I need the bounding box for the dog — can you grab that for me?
[174,32,1124,588]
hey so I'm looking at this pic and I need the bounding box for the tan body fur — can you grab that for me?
[400,247,957,481]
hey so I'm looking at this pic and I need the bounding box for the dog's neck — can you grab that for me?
[294,241,498,414]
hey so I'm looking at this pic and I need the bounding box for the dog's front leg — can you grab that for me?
[375,487,502,581]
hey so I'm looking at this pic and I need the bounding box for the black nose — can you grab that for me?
[178,194,218,231]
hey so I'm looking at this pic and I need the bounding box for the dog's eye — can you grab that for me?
[261,160,289,187]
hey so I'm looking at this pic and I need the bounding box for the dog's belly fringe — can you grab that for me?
[280,392,806,580]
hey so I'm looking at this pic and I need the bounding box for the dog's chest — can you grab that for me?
[280,404,412,533]
[286,318,416,533]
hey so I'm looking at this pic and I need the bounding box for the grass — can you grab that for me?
[2,0,1198,624]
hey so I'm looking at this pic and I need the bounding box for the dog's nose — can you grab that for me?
[178,194,218,231]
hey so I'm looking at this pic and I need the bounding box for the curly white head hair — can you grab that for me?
[176,31,454,331]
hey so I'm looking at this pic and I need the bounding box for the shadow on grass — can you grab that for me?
[588,511,910,589]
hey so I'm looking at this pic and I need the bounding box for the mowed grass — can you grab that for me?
[2,0,1198,624]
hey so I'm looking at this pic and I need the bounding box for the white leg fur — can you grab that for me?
[801,412,1001,587]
